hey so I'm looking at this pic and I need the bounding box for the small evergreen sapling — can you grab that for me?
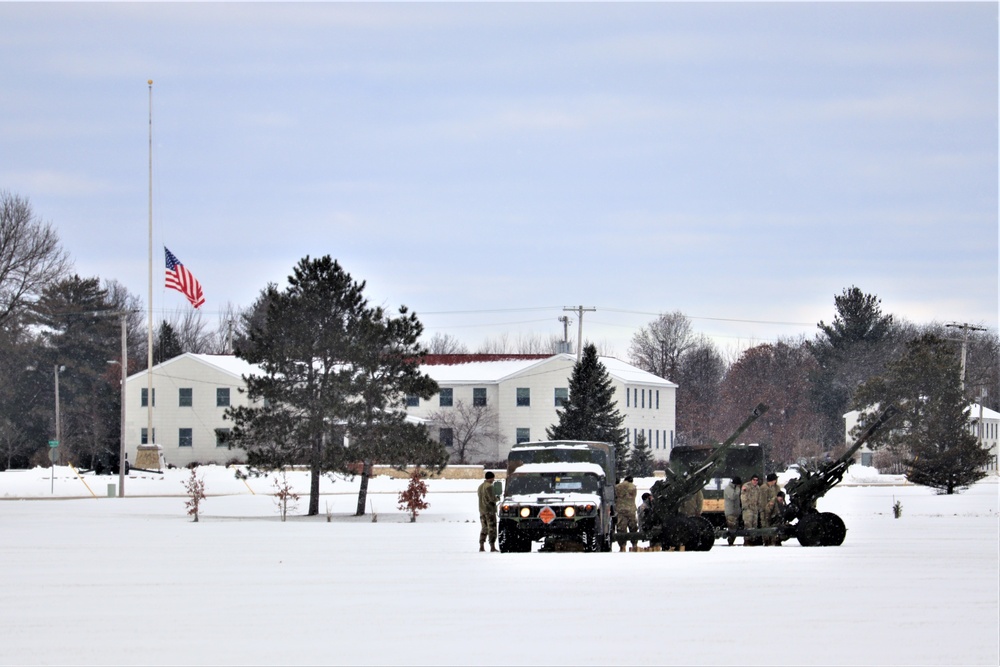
[397,469,429,522]
[183,469,206,522]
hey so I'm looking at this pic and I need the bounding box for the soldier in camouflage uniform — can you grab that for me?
[614,476,638,552]
[679,488,704,517]
[740,474,763,544]
[723,476,742,546]
[637,492,653,531]
[478,471,498,552]
[760,472,781,545]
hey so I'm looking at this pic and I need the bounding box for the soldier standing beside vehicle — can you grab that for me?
[723,476,742,546]
[769,491,787,546]
[478,471,498,552]
[740,474,763,544]
[614,476,638,552]
[761,473,781,545]
[637,492,653,531]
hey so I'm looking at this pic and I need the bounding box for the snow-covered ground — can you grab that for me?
[1,465,997,666]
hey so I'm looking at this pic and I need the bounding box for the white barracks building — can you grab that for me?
[406,353,677,463]
[125,352,677,468]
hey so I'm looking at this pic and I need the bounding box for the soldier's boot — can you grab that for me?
[728,537,735,546]
[489,542,497,552]
[479,541,485,552]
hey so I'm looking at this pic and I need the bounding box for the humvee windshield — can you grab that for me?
[506,473,601,496]
[508,447,610,472]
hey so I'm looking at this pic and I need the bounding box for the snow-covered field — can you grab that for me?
[1,465,997,666]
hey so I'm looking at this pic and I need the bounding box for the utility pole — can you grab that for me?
[557,315,572,354]
[563,306,596,361]
[945,322,986,391]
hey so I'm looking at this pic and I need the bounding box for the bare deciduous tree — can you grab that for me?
[476,331,565,354]
[628,311,695,381]
[429,400,505,464]
[426,332,469,354]
[0,191,71,329]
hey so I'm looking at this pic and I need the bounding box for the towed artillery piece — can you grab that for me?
[767,404,899,547]
[615,403,770,552]
[617,403,898,550]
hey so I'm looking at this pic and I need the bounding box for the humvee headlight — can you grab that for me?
[584,503,595,512]
[501,504,511,513]
[519,507,531,518]
[564,506,576,518]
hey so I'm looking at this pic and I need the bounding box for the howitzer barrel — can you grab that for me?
[839,404,899,465]
[785,404,898,516]
[650,402,769,512]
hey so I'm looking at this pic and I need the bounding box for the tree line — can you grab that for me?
[626,289,997,492]
[2,190,996,495]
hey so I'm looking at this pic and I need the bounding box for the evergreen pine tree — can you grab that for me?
[626,431,654,478]
[547,344,628,478]
[855,334,991,494]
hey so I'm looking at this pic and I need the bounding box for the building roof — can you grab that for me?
[966,403,1000,421]
[418,353,676,387]
[126,353,262,382]
[126,352,677,388]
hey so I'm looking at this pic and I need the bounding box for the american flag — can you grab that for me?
[164,247,205,309]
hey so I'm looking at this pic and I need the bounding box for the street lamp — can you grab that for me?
[106,314,129,497]
[52,364,65,495]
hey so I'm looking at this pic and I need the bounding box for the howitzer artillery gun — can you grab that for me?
[776,404,899,546]
[617,403,770,551]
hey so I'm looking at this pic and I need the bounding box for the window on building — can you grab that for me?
[215,428,230,447]
[439,388,453,407]
[554,387,568,407]
[141,388,155,407]
[516,388,530,407]
[473,387,487,407]
[216,388,230,407]
[179,428,193,448]
[656,390,660,410]
[641,389,645,409]
[439,427,454,448]
[405,395,420,407]
[626,387,630,408]
[140,428,156,445]
[179,388,192,407]
[516,427,530,444]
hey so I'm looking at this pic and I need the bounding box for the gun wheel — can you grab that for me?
[689,516,715,551]
[795,513,825,547]
[796,512,847,546]
[819,512,847,546]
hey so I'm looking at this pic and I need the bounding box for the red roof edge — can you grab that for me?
[422,353,551,366]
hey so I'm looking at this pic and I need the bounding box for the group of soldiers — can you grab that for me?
[724,472,786,546]
[478,469,788,552]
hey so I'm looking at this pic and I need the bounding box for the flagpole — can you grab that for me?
[147,79,154,453]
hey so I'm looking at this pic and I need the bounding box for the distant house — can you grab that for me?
[125,354,260,468]
[405,353,677,463]
[844,404,999,472]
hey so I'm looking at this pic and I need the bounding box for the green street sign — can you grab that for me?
[48,440,59,448]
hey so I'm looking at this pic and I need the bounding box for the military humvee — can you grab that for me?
[498,441,616,553]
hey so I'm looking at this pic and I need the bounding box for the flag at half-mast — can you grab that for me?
[164,246,205,309]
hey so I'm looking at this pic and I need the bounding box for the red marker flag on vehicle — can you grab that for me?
[164,247,205,309]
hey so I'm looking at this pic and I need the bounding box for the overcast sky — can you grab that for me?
[1,2,996,358]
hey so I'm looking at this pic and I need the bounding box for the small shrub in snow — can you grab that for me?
[183,469,206,522]
[893,498,903,519]
[272,471,299,522]
[397,469,429,522]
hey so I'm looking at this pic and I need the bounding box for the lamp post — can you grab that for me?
[52,364,64,495]
[118,313,127,497]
